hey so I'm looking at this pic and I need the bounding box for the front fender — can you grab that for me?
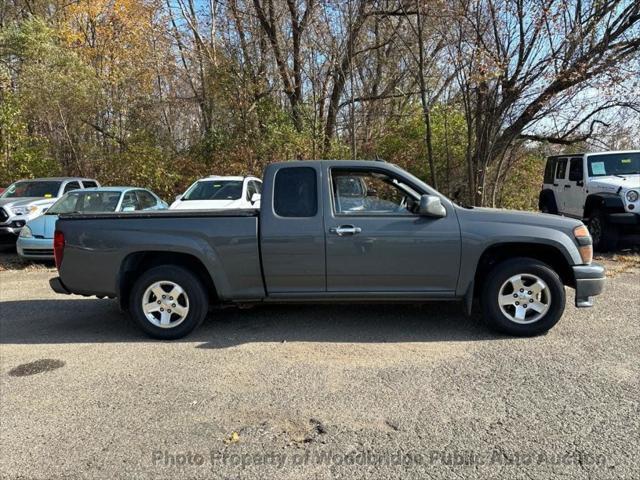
[455,209,583,296]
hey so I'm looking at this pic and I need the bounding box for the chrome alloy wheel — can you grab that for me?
[142,281,190,328]
[497,274,551,324]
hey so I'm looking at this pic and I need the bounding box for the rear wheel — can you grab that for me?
[129,265,208,339]
[482,258,566,336]
[588,209,618,252]
[539,195,558,214]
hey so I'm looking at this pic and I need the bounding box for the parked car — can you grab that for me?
[50,160,605,340]
[0,177,99,245]
[539,150,639,251]
[18,187,167,260]
[170,176,262,210]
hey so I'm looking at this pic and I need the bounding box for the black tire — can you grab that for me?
[588,209,619,252]
[129,265,208,339]
[539,193,558,215]
[481,257,566,336]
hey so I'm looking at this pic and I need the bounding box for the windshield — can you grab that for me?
[588,152,640,177]
[0,180,62,198]
[47,191,122,214]
[182,180,243,201]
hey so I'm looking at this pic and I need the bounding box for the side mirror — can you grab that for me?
[175,194,182,201]
[250,193,261,204]
[419,195,447,218]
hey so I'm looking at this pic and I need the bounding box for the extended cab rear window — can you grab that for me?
[274,167,317,217]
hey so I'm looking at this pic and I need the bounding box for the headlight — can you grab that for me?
[11,205,41,216]
[573,225,593,264]
[625,190,639,203]
[19,226,33,238]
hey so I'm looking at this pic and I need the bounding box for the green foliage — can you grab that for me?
[496,152,546,211]
[0,91,58,184]
[94,140,176,200]
[365,103,468,198]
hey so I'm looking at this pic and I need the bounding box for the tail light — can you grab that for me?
[53,230,65,269]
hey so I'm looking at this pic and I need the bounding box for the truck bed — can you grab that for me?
[55,209,265,300]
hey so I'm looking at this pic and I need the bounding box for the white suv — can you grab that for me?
[0,177,99,245]
[539,150,639,251]
[170,176,262,210]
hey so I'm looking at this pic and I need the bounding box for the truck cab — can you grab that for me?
[539,150,640,251]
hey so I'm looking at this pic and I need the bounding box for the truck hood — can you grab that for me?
[461,206,583,230]
[0,197,57,209]
[170,199,242,210]
[589,174,640,193]
[26,214,58,238]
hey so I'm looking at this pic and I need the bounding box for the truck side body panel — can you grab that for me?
[57,211,264,300]
[454,207,584,296]
[320,161,461,293]
[259,162,327,293]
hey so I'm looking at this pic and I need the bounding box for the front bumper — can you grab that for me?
[607,212,640,225]
[0,225,21,244]
[17,236,54,259]
[573,263,606,307]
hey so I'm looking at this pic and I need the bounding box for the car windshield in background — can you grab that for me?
[182,180,243,200]
[588,153,640,177]
[47,191,122,214]
[0,181,62,198]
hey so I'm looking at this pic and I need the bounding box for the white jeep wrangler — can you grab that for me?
[539,150,640,251]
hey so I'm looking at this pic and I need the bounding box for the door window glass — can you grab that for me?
[555,159,567,180]
[121,191,141,211]
[331,169,419,216]
[246,181,257,200]
[63,181,81,194]
[136,190,157,209]
[568,158,583,181]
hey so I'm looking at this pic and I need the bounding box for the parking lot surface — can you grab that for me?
[1,254,639,479]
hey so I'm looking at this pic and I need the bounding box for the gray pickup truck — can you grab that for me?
[50,161,605,339]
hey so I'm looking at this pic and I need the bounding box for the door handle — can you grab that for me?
[553,183,559,187]
[329,225,362,236]
[564,185,571,188]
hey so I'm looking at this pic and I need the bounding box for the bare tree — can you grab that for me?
[448,0,640,205]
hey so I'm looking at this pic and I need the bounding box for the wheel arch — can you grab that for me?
[118,251,218,310]
[472,243,575,300]
[538,189,558,213]
[583,193,624,219]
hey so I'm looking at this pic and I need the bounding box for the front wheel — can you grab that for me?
[588,209,619,252]
[129,265,208,339]
[481,258,566,336]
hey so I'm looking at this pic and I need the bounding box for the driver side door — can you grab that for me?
[323,166,461,294]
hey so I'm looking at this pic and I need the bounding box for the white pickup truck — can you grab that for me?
[539,150,640,251]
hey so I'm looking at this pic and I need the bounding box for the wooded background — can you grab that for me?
[1,0,639,208]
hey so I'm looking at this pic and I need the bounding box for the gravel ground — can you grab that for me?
[0,252,638,479]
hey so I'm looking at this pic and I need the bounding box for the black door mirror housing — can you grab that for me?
[419,195,447,218]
